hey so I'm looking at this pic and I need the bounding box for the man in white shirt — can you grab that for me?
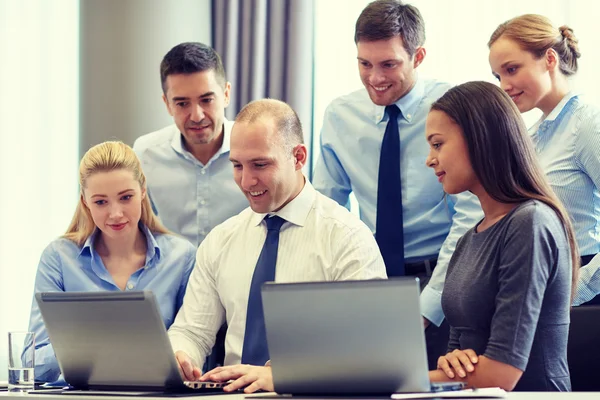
[168,99,387,393]
[133,42,247,247]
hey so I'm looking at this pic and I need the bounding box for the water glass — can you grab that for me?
[8,331,35,392]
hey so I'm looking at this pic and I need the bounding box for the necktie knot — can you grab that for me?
[265,215,285,231]
[385,104,401,120]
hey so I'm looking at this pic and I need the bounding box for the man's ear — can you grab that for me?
[162,93,174,117]
[223,81,232,108]
[293,144,308,171]
[413,46,426,69]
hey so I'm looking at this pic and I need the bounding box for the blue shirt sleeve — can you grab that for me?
[312,104,353,207]
[147,187,159,216]
[573,254,600,306]
[420,191,483,326]
[573,104,600,192]
[573,110,600,303]
[27,242,64,383]
[175,243,196,312]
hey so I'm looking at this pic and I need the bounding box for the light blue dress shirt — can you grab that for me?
[575,253,600,306]
[133,120,248,247]
[312,77,483,326]
[529,93,600,305]
[27,225,196,383]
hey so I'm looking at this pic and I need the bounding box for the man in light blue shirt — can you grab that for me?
[312,0,482,369]
[134,42,247,247]
[133,42,247,372]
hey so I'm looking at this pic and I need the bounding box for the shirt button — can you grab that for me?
[406,114,412,120]
[127,283,134,290]
[200,169,206,175]
[200,199,206,205]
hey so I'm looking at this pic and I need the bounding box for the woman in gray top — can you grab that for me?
[424,81,579,391]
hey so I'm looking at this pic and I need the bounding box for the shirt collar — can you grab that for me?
[77,223,161,264]
[250,177,315,228]
[78,228,100,258]
[542,92,579,123]
[534,92,579,135]
[374,76,425,125]
[170,118,233,160]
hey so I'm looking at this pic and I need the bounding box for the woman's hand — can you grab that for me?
[437,349,479,379]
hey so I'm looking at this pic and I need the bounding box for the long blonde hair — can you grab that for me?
[489,14,581,77]
[64,141,169,246]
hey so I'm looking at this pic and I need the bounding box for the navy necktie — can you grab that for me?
[376,105,405,277]
[241,215,286,365]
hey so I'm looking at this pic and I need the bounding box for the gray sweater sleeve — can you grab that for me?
[483,205,564,370]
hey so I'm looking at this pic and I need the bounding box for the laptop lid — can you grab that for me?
[261,278,431,395]
[35,291,197,392]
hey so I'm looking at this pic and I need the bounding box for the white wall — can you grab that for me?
[0,0,79,380]
[79,0,212,155]
[0,0,211,381]
[313,0,600,157]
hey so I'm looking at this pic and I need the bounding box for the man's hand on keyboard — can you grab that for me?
[200,364,274,393]
[175,351,202,381]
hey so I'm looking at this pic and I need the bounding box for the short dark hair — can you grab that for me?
[431,81,579,300]
[160,42,226,93]
[354,0,425,57]
[235,99,304,152]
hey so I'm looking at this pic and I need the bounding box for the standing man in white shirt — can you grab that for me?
[168,99,387,393]
[133,42,247,247]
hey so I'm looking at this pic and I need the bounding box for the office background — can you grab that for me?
[1,0,599,380]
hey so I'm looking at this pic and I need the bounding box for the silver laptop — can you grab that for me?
[35,291,226,394]
[262,278,460,395]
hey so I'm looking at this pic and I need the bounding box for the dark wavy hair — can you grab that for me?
[431,81,579,301]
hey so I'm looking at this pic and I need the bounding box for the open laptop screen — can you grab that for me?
[35,291,200,392]
[261,278,431,395]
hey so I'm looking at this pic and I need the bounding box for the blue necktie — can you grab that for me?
[241,215,286,365]
[376,105,405,277]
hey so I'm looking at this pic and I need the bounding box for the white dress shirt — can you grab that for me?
[133,120,248,246]
[168,180,387,367]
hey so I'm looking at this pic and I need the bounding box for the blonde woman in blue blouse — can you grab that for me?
[489,14,600,306]
[27,141,196,383]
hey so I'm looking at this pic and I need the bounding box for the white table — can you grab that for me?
[0,391,599,400]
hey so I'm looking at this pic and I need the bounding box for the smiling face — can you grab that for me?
[489,37,554,114]
[425,110,480,195]
[82,169,145,240]
[163,70,231,149]
[357,36,424,106]
[229,118,306,214]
